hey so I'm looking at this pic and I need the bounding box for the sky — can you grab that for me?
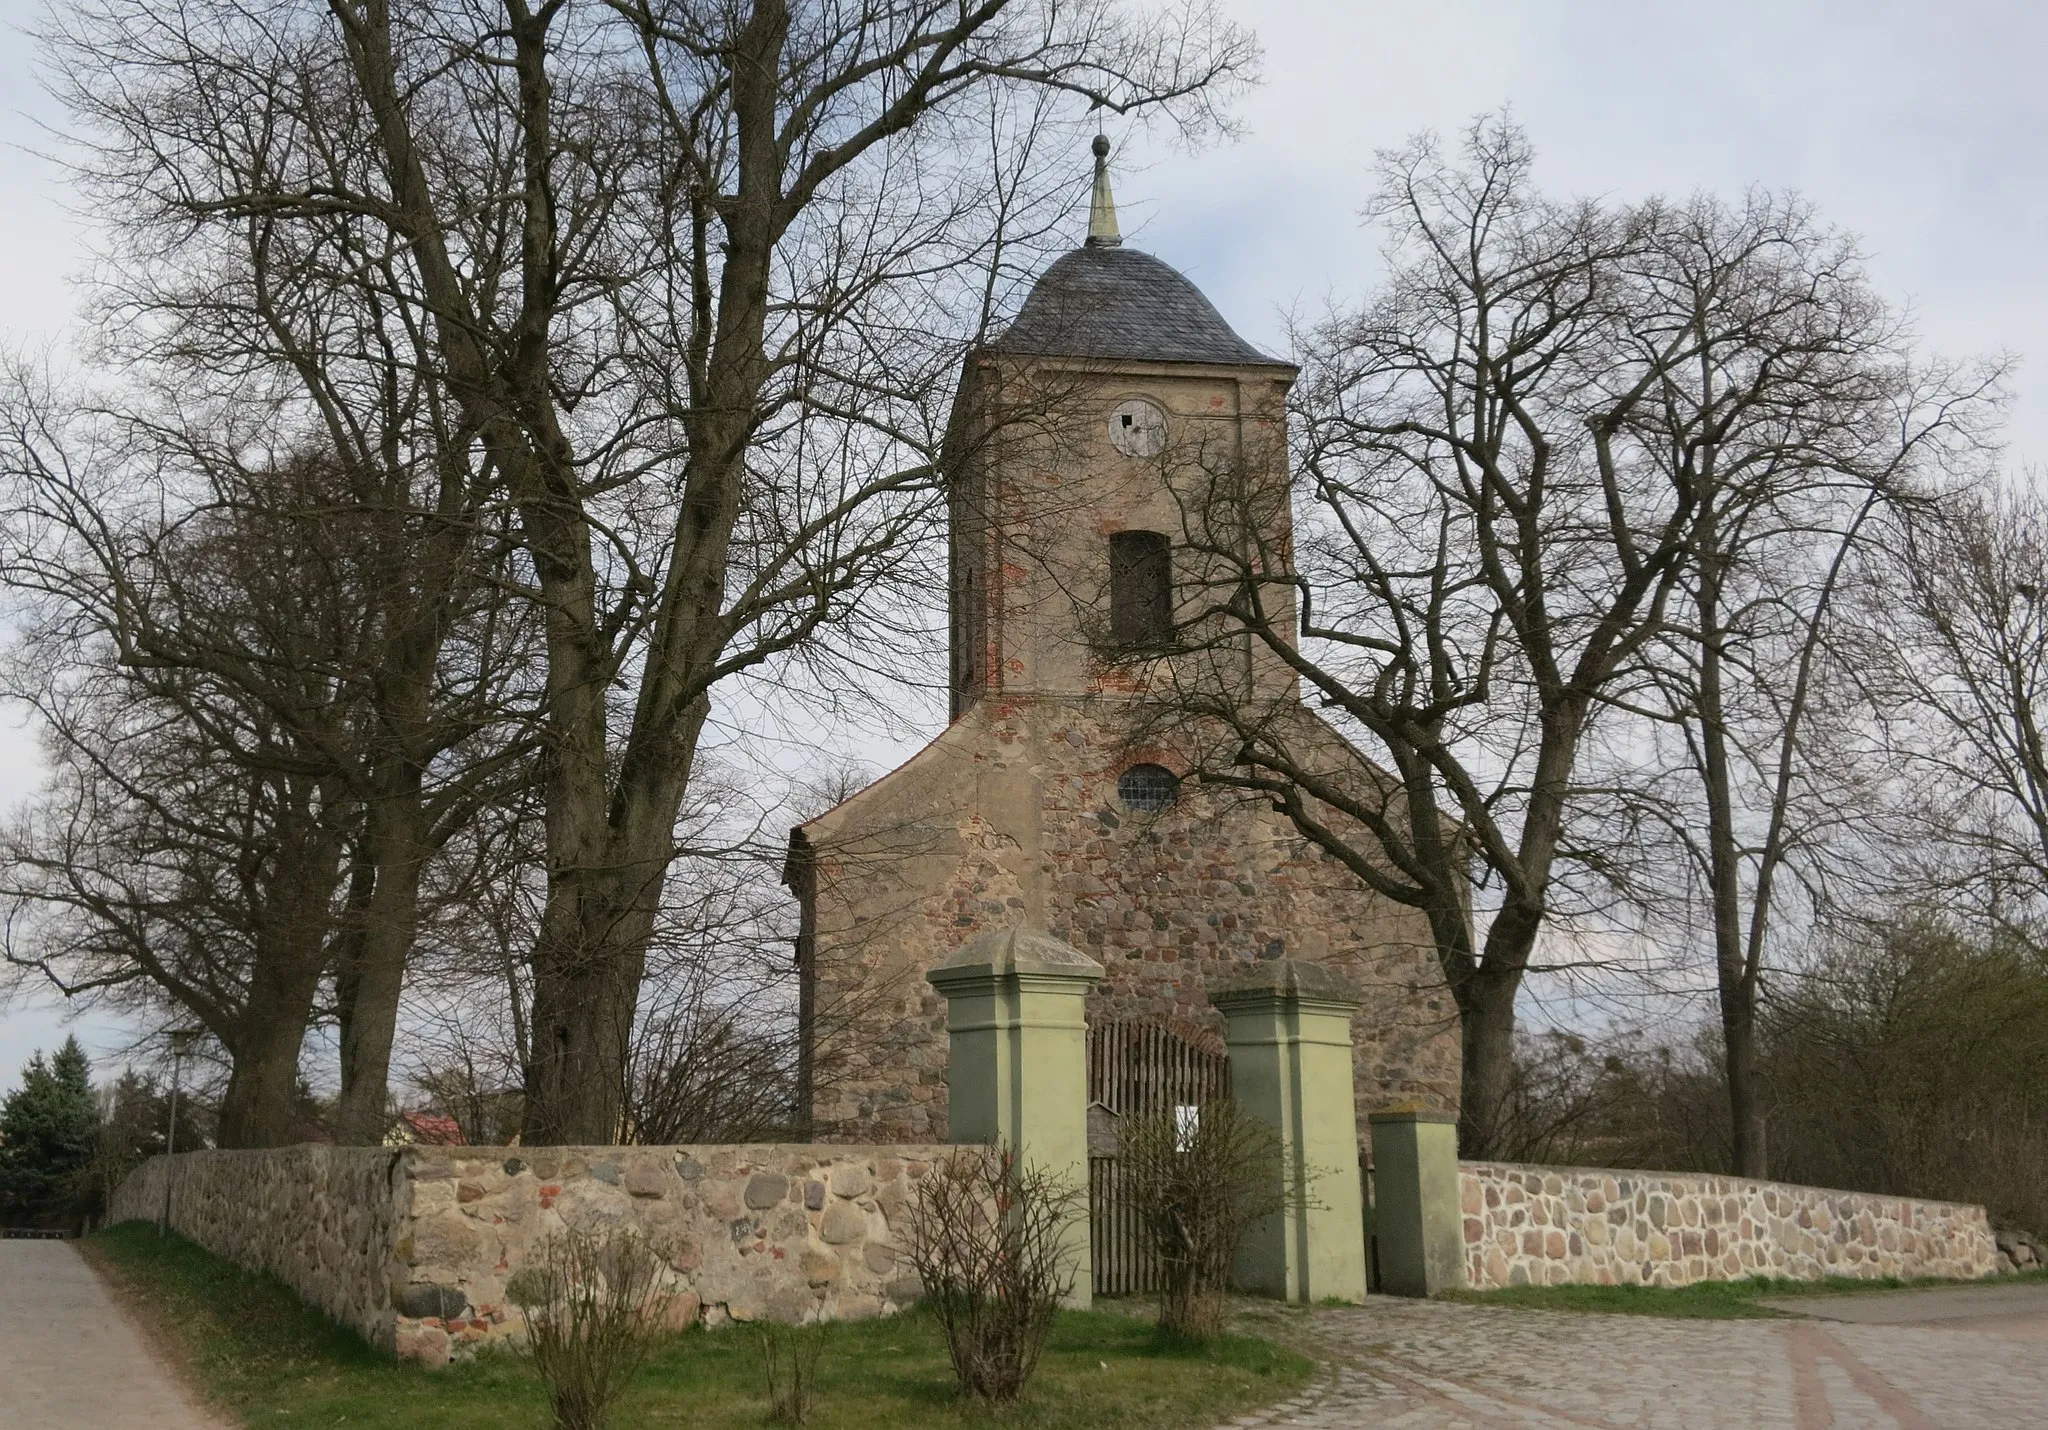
[2,0,2045,1091]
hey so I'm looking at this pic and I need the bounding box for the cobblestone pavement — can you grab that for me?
[0,1240,226,1429]
[1220,1294,2047,1428]
[1761,1280,2048,1343]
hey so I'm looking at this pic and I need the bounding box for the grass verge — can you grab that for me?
[1443,1266,2048,1320]
[84,1221,1312,1429]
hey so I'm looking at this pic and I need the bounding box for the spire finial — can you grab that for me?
[1086,133,1121,248]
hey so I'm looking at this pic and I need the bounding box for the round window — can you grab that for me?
[1117,763,1181,813]
[1108,398,1168,457]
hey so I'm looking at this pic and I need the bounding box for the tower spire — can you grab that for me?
[1086,133,1121,248]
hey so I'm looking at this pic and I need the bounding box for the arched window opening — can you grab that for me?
[1117,763,1181,813]
[1109,530,1172,644]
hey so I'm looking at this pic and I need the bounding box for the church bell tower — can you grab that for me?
[946,135,1298,717]
[787,140,1459,1148]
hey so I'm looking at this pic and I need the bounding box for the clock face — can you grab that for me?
[1109,398,1168,458]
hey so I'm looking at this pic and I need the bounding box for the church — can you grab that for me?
[785,140,1460,1145]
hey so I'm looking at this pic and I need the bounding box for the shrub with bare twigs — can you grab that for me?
[1116,1099,1291,1340]
[903,1149,1079,1403]
[506,1226,671,1430]
[756,1320,829,1423]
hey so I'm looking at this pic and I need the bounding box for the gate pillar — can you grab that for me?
[1368,1103,1464,1296]
[927,927,1103,1307]
[1210,959,1369,1304]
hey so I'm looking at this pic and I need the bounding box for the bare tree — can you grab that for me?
[1876,486,2048,927]
[0,614,353,1147]
[1596,201,2001,1177]
[0,365,535,1145]
[1147,120,1992,1160]
[41,0,1255,1142]
[1156,119,1697,1155]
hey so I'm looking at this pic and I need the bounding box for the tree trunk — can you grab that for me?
[1721,988,1766,1177]
[521,865,663,1144]
[1695,513,1769,1179]
[332,782,431,1145]
[216,919,330,1148]
[216,969,322,1148]
[1393,741,1541,1161]
[519,681,714,1143]
[216,794,345,1148]
[1454,966,1521,1160]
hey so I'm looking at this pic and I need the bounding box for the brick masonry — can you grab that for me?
[1457,1161,1999,1289]
[110,1143,966,1366]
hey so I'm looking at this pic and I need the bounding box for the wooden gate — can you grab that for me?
[1086,1019,1231,1296]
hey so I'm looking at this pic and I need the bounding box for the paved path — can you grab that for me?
[1222,1291,2048,1428]
[0,1240,226,1429]
[1761,1280,2048,1344]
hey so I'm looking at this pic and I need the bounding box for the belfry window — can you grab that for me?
[1109,530,1172,644]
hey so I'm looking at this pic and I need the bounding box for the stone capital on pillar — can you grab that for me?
[1368,1102,1464,1296]
[1209,958,1368,1304]
[927,927,1102,1307]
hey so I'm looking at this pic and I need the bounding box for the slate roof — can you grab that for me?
[991,244,1292,368]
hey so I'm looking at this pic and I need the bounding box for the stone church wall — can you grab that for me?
[110,1142,963,1366]
[799,700,1462,1147]
[1457,1161,1998,1289]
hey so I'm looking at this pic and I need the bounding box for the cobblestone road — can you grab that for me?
[1220,1294,2045,1428]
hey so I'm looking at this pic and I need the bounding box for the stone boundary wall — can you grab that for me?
[107,1145,409,1348]
[111,1142,966,1365]
[1457,1161,1998,1289]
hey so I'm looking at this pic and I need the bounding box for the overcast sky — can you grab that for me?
[2,0,2043,1090]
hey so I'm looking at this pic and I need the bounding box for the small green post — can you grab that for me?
[1368,1104,1464,1296]
[1209,959,1368,1304]
[927,927,1103,1308]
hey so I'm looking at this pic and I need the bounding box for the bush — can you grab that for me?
[1115,1100,1291,1341]
[1495,918,2048,1239]
[903,1148,1079,1403]
[506,1226,670,1430]
[1493,1028,1730,1172]
[756,1320,828,1423]
[1761,919,2048,1235]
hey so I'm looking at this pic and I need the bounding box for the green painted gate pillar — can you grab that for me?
[1368,1103,1464,1296]
[927,927,1103,1308]
[1209,960,1368,1304]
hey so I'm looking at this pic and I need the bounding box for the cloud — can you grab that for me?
[1121,0,2048,458]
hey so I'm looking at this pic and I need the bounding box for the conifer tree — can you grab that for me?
[0,1036,98,1227]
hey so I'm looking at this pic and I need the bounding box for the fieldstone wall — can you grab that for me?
[393,1144,949,1366]
[110,1142,965,1366]
[797,703,1461,1148]
[106,1145,409,1347]
[1458,1161,1999,1289]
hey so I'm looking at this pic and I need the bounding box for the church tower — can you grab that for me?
[787,143,1457,1144]
[946,134,1299,718]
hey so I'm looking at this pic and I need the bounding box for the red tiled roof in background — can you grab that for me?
[399,1111,466,1145]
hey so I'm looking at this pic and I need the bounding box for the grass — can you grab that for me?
[84,1221,1313,1429]
[1444,1265,2048,1320]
